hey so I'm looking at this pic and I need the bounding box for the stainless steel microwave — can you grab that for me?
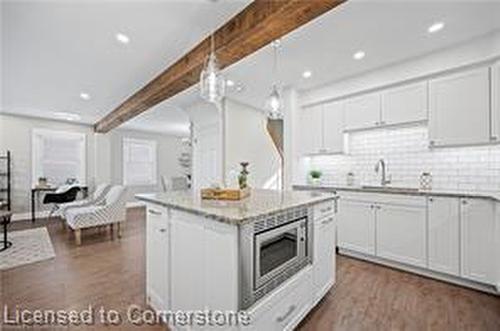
[239,206,313,310]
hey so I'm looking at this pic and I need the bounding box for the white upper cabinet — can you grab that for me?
[344,93,381,131]
[300,104,323,155]
[492,61,500,142]
[429,67,491,147]
[322,100,344,154]
[381,81,428,125]
[427,197,460,276]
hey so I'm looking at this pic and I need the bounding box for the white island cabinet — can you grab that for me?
[138,189,337,331]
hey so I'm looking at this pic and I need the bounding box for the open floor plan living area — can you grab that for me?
[1,0,500,330]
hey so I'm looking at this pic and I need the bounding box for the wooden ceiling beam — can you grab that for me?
[94,0,347,133]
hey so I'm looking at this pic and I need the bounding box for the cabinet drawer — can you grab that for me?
[245,268,312,331]
[314,200,335,220]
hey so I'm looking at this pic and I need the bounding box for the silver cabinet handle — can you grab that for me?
[429,141,435,147]
[491,136,498,141]
[149,210,162,216]
[380,121,386,125]
[276,305,296,323]
[322,217,334,225]
[462,199,468,205]
[429,197,434,202]
[159,228,167,233]
[376,205,381,210]
[370,205,374,209]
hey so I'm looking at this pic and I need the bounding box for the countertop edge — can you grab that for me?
[293,185,500,203]
[135,193,338,225]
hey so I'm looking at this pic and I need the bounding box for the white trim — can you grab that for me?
[31,128,87,187]
[11,210,49,222]
[127,201,146,208]
[122,137,158,186]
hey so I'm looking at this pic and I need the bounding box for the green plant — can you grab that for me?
[309,170,322,179]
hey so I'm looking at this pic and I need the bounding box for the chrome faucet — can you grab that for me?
[375,159,391,186]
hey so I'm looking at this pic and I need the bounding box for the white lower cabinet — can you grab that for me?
[427,197,460,276]
[376,203,427,268]
[460,198,496,284]
[146,206,170,311]
[313,214,336,304]
[337,191,499,291]
[337,200,375,254]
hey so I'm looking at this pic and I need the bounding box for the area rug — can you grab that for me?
[0,227,55,271]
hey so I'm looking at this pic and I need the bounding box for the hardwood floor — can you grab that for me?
[1,207,499,330]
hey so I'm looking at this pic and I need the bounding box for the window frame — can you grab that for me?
[31,128,87,187]
[122,137,158,186]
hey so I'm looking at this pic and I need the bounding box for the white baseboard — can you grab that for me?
[11,210,49,222]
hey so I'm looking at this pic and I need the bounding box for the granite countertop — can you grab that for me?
[293,184,500,203]
[136,189,337,225]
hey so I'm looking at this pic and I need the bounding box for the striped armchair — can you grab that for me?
[57,183,111,219]
[65,185,127,245]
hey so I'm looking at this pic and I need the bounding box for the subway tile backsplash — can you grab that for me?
[302,125,500,193]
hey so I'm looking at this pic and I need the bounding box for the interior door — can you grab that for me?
[429,67,490,147]
[376,203,427,268]
[337,200,376,255]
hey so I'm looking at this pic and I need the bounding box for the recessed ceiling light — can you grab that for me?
[226,79,235,87]
[53,112,81,121]
[236,84,244,92]
[428,22,445,34]
[302,70,312,79]
[115,33,130,44]
[79,92,90,100]
[353,51,365,60]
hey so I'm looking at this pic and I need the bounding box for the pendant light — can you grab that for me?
[200,33,225,103]
[265,40,284,119]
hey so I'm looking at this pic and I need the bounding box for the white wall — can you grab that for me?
[0,113,185,218]
[224,99,281,189]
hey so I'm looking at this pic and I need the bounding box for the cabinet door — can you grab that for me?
[492,61,500,142]
[460,198,496,284]
[381,81,428,125]
[428,197,460,276]
[146,207,170,310]
[313,216,336,303]
[376,204,427,268]
[322,101,344,153]
[170,214,205,311]
[337,200,376,255]
[429,67,490,147]
[344,93,381,131]
[300,105,323,155]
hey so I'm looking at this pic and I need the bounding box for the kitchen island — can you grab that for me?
[136,189,337,330]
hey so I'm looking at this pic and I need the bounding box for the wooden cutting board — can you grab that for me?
[201,187,250,201]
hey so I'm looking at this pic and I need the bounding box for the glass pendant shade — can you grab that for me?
[265,40,284,119]
[266,85,283,119]
[200,40,225,103]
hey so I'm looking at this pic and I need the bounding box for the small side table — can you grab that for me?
[0,211,12,252]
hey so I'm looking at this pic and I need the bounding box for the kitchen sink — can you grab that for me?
[360,185,420,193]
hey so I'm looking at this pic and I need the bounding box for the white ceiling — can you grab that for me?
[0,0,251,135]
[2,0,500,135]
